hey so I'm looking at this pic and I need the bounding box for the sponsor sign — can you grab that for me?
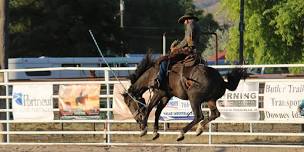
[59,84,100,120]
[160,81,260,121]
[264,82,304,120]
[114,81,259,121]
[160,97,193,121]
[217,81,260,120]
[12,84,54,120]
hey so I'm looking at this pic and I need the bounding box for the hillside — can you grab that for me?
[193,0,231,26]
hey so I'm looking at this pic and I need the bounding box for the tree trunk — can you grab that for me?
[0,0,8,143]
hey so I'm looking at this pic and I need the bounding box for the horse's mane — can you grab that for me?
[129,53,156,84]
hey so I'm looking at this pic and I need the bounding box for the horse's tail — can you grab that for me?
[225,68,245,91]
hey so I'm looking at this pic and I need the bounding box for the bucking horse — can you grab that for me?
[122,53,245,141]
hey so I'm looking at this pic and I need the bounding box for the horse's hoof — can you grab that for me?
[196,127,203,136]
[152,132,160,140]
[140,128,148,137]
[176,133,185,141]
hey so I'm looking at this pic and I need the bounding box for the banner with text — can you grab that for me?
[160,97,194,121]
[217,81,260,120]
[264,82,304,120]
[12,84,54,120]
[59,84,100,120]
[160,81,260,121]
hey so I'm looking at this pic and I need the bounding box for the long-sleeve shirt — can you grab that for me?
[175,21,200,49]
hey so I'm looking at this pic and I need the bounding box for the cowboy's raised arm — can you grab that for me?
[171,22,194,54]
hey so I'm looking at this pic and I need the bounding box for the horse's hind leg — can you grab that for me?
[177,98,204,141]
[200,100,220,127]
[152,96,170,140]
[195,103,205,136]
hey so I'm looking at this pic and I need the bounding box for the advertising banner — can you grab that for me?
[217,81,260,120]
[12,84,54,120]
[114,81,260,121]
[264,82,304,120]
[160,81,260,121]
[59,84,100,120]
[160,97,193,121]
[113,81,155,120]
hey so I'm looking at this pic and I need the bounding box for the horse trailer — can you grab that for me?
[8,56,145,80]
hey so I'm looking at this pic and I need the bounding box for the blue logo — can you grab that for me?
[13,93,23,105]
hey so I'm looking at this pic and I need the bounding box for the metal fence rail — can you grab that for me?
[1,64,304,145]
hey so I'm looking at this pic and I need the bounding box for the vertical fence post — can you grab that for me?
[162,33,166,56]
[0,72,6,143]
[208,122,212,144]
[4,71,9,143]
[104,69,111,143]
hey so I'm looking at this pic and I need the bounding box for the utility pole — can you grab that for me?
[120,0,124,28]
[0,0,8,69]
[239,0,244,64]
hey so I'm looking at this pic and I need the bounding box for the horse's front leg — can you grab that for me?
[152,96,170,140]
[140,93,164,137]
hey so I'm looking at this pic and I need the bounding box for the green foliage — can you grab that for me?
[9,0,219,57]
[221,0,304,64]
[9,0,121,57]
[124,0,219,54]
[204,27,230,58]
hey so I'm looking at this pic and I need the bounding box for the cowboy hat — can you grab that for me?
[177,13,198,24]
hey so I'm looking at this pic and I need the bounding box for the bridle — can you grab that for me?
[125,92,147,122]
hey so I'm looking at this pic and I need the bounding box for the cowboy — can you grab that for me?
[152,13,201,89]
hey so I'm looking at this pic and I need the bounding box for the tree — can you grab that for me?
[9,0,121,57]
[221,0,304,64]
[0,0,8,143]
[8,0,219,57]
[0,0,8,67]
[122,0,219,54]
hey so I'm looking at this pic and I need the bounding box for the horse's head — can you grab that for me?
[122,91,146,125]
[122,52,155,127]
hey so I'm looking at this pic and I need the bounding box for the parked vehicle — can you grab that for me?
[247,67,289,75]
[8,56,144,80]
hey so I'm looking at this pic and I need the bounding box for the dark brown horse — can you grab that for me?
[123,53,244,141]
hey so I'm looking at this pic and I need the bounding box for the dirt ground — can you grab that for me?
[6,123,304,144]
[0,145,304,152]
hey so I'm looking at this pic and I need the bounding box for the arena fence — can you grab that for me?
[1,64,304,146]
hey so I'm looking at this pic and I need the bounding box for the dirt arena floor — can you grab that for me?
[0,144,304,152]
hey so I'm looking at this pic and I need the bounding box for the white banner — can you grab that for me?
[114,81,259,121]
[160,97,194,121]
[12,84,54,120]
[217,81,260,120]
[113,81,155,120]
[264,82,304,120]
[161,81,260,121]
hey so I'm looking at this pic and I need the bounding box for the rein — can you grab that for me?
[89,30,147,107]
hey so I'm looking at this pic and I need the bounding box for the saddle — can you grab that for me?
[154,54,204,90]
[177,54,205,90]
[177,54,202,67]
